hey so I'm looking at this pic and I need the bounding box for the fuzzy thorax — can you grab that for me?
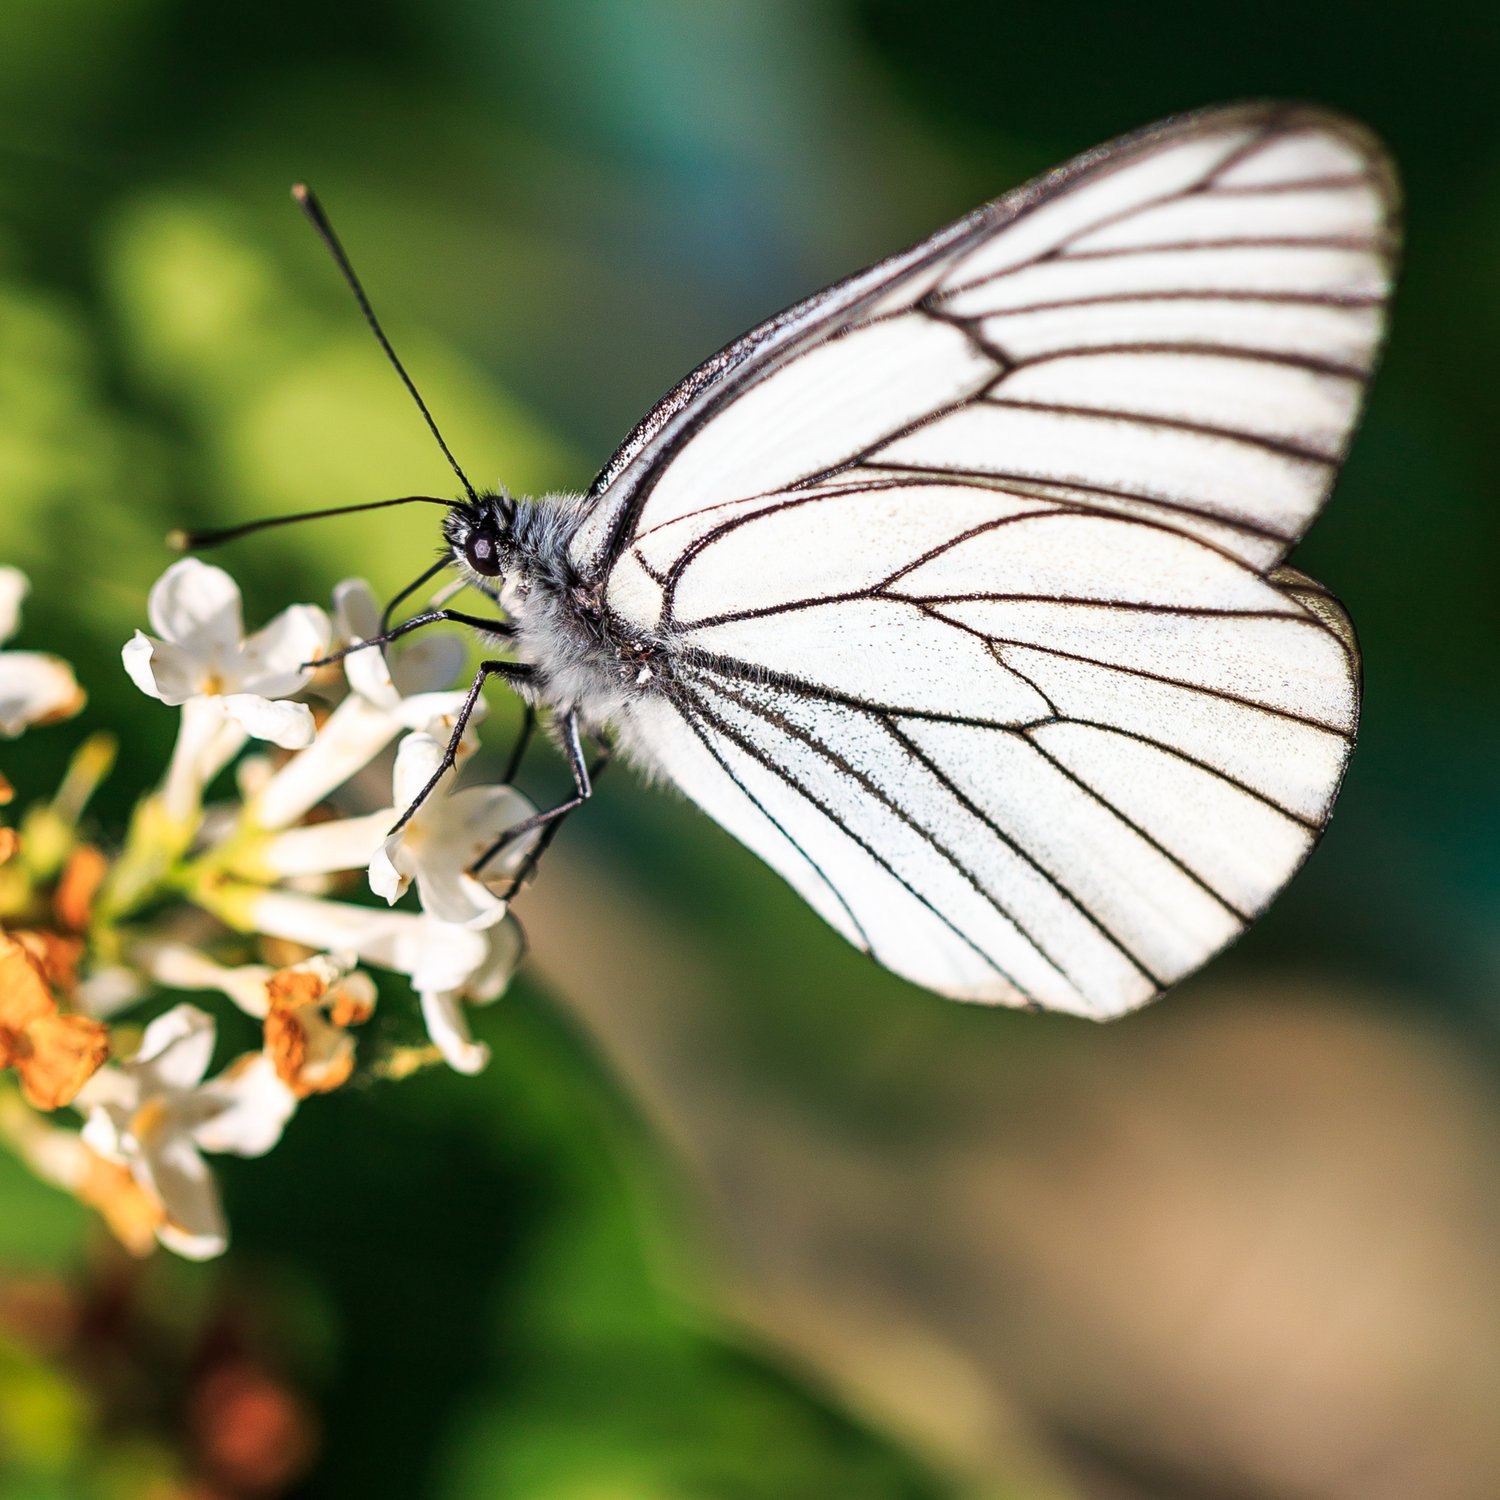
[442,491,659,731]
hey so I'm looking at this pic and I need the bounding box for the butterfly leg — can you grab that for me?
[470,711,612,889]
[386,658,533,836]
[492,739,612,898]
[500,702,537,785]
[380,557,450,637]
[306,608,515,670]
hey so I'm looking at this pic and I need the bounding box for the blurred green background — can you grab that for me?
[1,1,1498,1497]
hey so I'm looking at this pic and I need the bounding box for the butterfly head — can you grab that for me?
[444,491,518,582]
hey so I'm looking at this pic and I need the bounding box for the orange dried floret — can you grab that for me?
[0,935,108,1109]
[263,963,374,1098]
[53,845,108,933]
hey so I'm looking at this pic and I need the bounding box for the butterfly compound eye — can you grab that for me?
[464,529,502,577]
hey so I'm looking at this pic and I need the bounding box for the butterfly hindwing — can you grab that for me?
[621,499,1357,1014]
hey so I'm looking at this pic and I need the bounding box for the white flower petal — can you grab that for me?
[406,918,492,994]
[393,920,484,987]
[447,784,538,878]
[334,583,399,706]
[75,965,148,1019]
[419,989,490,1075]
[336,575,470,704]
[236,752,275,801]
[344,641,399,710]
[221,693,316,749]
[161,696,249,821]
[79,1099,130,1158]
[368,835,411,905]
[120,635,157,699]
[394,687,476,732]
[252,695,398,831]
[0,651,84,735]
[378,735,528,926]
[466,916,525,1003]
[191,1054,297,1157]
[290,951,361,989]
[452,782,535,827]
[243,891,477,988]
[391,732,448,811]
[158,1221,229,1261]
[0,567,27,643]
[246,888,414,956]
[122,631,200,704]
[416,863,505,928]
[138,1132,227,1260]
[134,1003,217,1092]
[136,943,273,1018]
[236,604,331,697]
[332,576,387,641]
[240,889,494,997]
[390,631,467,698]
[148,558,244,658]
[262,811,391,878]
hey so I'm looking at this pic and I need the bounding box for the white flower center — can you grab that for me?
[129,1095,173,1148]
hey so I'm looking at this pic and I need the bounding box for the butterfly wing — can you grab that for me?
[577,104,1396,1015]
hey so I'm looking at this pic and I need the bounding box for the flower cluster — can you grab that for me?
[0,559,536,1259]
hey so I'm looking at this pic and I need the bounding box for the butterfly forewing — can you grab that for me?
[579,104,1393,1014]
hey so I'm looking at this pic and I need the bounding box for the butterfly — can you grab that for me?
[212,102,1398,1018]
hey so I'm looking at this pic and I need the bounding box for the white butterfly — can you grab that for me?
[301,103,1399,1017]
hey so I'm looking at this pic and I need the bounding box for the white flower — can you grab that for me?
[369,732,537,928]
[418,917,524,1075]
[74,1003,297,1260]
[0,566,84,737]
[248,578,478,832]
[122,558,329,750]
[219,886,522,1074]
[334,578,471,720]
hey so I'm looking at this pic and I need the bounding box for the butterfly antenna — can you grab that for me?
[170,494,456,552]
[292,183,480,504]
